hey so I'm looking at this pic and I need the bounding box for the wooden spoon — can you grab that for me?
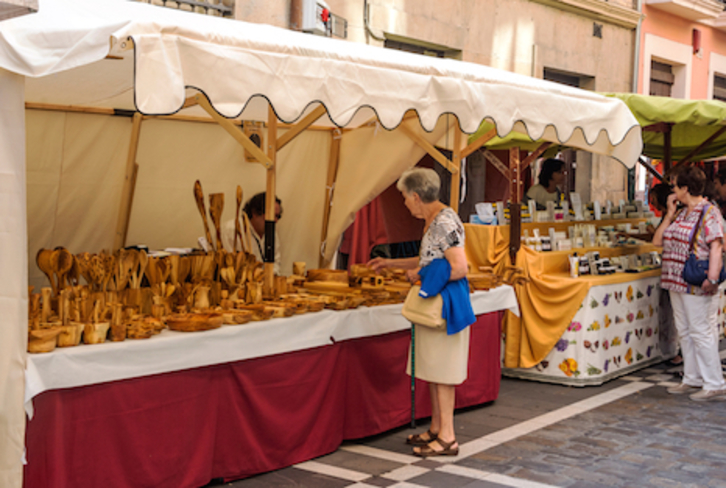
[194,180,214,251]
[75,252,94,286]
[208,192,224,251]
[137,250,148,288]
[235,186,244,252]
[36,249,56,295]
[146,256,159,288]
[169,254,180,286]
[51,248,73,294]
[178,256,191,284]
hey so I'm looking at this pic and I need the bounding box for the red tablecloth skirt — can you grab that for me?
[24,313,501,488]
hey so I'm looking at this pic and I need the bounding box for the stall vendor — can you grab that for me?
[525,158,565,209]
[223,192,283,275]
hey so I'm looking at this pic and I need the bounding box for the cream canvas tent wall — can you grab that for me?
[0,1,643,486]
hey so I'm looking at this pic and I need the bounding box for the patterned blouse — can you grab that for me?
[661,200,723,295]
[419,207,465,268]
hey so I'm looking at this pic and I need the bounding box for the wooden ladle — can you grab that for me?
[36,249,56,295]
[51,248,74,294]
[208,193,224,252]
[194,180,214,250]
[235,186,244,253]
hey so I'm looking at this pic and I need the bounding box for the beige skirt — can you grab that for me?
[406,323,470,385]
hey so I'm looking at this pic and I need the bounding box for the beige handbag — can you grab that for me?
[401,285,446,329]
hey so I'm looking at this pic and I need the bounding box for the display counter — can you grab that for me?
[24,288,518,488]
[465,222,675,386]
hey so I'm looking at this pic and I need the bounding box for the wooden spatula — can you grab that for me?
[235,186,244,253]
[194,180,214,250]
[208,192,224,251]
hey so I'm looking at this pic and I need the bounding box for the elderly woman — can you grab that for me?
[653,166,726,401]
[368,167,473,457]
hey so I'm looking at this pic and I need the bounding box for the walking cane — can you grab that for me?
[410,322,416,428]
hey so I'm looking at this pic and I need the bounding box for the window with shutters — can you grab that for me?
[714,74,726,102]
[650,60,674,97]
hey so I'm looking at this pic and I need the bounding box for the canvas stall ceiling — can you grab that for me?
[3,0,641,148]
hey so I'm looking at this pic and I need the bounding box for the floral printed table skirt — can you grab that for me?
[503,276,672,386]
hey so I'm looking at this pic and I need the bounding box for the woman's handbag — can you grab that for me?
[682,204,726,286]
[401,285,446,329]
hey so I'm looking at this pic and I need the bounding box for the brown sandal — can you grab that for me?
[406,429,438,446]
[413,438,459,457]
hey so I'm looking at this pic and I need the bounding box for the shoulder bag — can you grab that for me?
[401,285,446,329]
[682,204,726,286]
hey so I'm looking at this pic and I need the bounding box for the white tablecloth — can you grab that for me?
[25,286,518,416]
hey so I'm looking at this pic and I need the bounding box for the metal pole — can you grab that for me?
[410,323,416,428]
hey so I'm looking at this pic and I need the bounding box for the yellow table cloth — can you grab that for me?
[465,224,660,368]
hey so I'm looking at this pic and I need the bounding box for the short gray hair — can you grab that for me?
[396,168,440,203]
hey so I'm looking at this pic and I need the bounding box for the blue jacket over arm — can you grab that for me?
[418,258,475,335]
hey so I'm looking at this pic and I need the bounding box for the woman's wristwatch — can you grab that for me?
[708,278,719,285]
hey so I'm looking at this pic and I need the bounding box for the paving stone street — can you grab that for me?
[211,346,726,488]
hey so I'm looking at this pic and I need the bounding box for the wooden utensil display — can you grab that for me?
[194,180,214,250]
[208,193,224,251]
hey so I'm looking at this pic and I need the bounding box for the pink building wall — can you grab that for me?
[639,4,726,98]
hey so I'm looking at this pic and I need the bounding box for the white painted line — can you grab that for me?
[487,472,562,488]
[340,444,419,464]
[620,375,644,382]
[438,464,560,488]
[380,464,430,481]
[439,381,654,462]
[436,464,492,480]
[645,374,674,382]
[294,461,370,482]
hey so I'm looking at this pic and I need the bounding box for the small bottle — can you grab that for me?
[578,254,590,276]
[570,253,579,278]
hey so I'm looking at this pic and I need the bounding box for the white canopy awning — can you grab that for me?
[1,0,642,163]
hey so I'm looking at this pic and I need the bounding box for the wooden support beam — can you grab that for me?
[643,122,673,133]
[182,96,199,110]
[520,142,552,171]
[663,124,672,172]
[638,156,663,182]
[398,122,458,174]
[276,104,327,151]
[264,105,278,294]
[25,102,115,115]
[451,126,462,212]
[114,112,143,250]
[319,129,343,267]
[482,149,510,179]
[679,125,726,164]
[194,93,273,169]
[509,148,522,264]
[461,127,497,159]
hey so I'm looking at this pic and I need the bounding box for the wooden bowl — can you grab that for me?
[306,269,348,283]
[235,304,274,321]
[222,310,254,325]
[84,322,110,344]
[28,327,62,353]
[167,313,223,332]
[57,322,84,347]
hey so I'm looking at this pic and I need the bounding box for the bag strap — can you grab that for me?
[688,203,710,252]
